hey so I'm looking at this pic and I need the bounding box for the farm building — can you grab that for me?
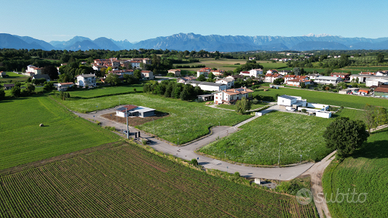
[314,76,342,85]
[186,81,227,92]
[277,95,331,118]
[116,105,156,118]
[3,84,15,90]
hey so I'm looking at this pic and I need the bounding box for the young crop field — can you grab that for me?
[257,61,288,69]
[68,84,143,98]
[254,88,388,109]
[199,112,333,165]
[0,96,120,170]
[217,102,268,110]
[322,128,388,217]
[60,93,252,144]
[0,142,318,217]
[175,58,246,71]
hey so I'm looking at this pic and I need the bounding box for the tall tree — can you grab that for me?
[42,65,59,80]
[377,53,384,63]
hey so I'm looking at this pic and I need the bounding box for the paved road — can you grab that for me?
[74,105,313,181]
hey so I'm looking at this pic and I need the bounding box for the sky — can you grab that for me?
[1,0,387,42]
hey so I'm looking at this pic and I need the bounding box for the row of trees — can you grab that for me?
[143,80,203,101]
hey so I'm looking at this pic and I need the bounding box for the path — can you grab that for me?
[74,105,313,181]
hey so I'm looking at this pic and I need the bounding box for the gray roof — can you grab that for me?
[199,82,225,87]
[279,95,297,100]
[33,74,50,80]
[315,76,342,81]
[77,74,95,78]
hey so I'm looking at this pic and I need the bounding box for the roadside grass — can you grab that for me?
[199,112,333,165]
[0,96,120,170]
[217,102,268,110]
[0,142,317,217]
[68,84,144,98]
[60,93,252,144]
[322,128,388,217]
[254,88,388,109]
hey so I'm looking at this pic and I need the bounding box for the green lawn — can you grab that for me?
[199,112,333,165]
[322,128,388,217]
[69,84,144,98]
[0,142,317,217]
[5,72,27,77]
[217,102,268,110]
[60,93,252,144]
[254,88,388,109]
[0,96,120,170]
[334,108,365,120]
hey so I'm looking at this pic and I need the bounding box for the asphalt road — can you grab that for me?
[74,105,314,181]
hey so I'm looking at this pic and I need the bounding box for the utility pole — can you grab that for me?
[126,108,129,139]
[278,143,281,167]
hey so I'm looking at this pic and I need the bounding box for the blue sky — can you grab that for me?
[1,0,387,42]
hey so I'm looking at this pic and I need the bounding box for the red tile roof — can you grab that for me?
[375,87,388,93]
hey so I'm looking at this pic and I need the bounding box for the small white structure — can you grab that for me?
[186,81,227,92]
[141,70,154,80]
[57,82,74,91]
[76,74,96,88]
[365,76,388,87]
[240,69,263,78]
[277,95,307,107]
[264,74,282,83]
[314,76,342,85]
[278,95,332,118]
[215,76,235,89]
[26,65,42,75]
[254,178,262,184]
[116,105,156,118]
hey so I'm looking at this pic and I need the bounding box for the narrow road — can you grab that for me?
[74,106,313,181]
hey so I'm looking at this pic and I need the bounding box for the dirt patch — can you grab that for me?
[101,111,169,126]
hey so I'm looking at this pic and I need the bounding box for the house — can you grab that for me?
[374,85,388,98]
[197,93,214,102]
[314,76,342,85]
[286,77,311,87]
[214,87,253,105]
[186,81,227,92]
[168,69,181,77]
[127,58,151,69]
[197,67,212,77]
[3,84,14,90]
[365,76,388,87]
[177,76,196,83]
[278,70,291,75]
[76,74,96,88]
[283,75,297,82]
[248,57,256,61]
[25,65,42,75]
[240,69,263,78]
[116,105,155,118]
[266,69,278,74]
[339,88,359,95]
[277,95,307,107]
[215,76,235,89]
[331,72,350,80]
[210,69,225,77]
[93,58,120,69]
[141,70,154,80]
[264,73,282,83]
[239,71,251,77]
[0,71,6,78]
[277,95,332,118]
[32,74,51,82]
[57,82,74,91]
[376,71,388,76]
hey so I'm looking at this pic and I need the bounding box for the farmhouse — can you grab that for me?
[177,76,196,83]
[168,69,181,76]
[186,81,227,92]
[277,95,332,118]
[211,69,225,77]
[215,76,235,89]
[197,67,212,77]
[0,71,6,78]
[264,73,282,83]
[25,65,42,75]
[116,105,156,118]
[240,69,263,78]
[314,76,342,85]
[93,58,120,70]
[214,87,253,105]
[76,74,96,88]
[141,70,154,80]
[57,82,74,91]
[286,77,311,87]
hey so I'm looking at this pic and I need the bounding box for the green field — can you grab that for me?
[334,108,365,120]
[255,88,388,109]
[217,102,268,110]
[0,142,317,217]
[69,84,144,98]
[322,128,388,217]
[0,96,120,170]
[60,93,252,144]
[199,112,333,165]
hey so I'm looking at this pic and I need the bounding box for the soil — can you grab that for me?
[101,111,169,126]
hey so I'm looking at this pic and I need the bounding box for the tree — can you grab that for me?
[105,67,113,74]
[11,86,21,97]
[42,65,59,80]
[273,78,284,85]
[123,74,135,84]
[364,104,388,132]
[377,53,384,63]
[105,73,120,85]
[208,72,215,79]
[43,82,54,92]
[197,74,206,81]
[0,89,5,100]
[26,84,35,94]
[235,97,250,114]
[293,67,301,75]
[134,69,142,80]
[323,117,369,158]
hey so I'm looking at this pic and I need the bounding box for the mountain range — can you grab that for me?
[1,32,388,52]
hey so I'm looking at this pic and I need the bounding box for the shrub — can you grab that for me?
[190,159,199,166]
[301,109,307,113]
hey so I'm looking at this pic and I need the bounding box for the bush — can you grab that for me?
[190,159,199,166]
[234,172,240,177]
[301,109,307,113]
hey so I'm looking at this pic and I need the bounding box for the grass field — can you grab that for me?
[217,102,268,110]
[69,84,144,99]
[255,88,388,109]
[0,142,317,217]
[322,128,388,217]
[0,72,28,82]
[60,93,252,144]
[175,58,246,71]
[199,112,333,165]
[0,96,120,170]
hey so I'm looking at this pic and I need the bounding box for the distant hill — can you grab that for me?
[2,32,388,51]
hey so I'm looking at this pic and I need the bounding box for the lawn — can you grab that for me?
[254,88,388,109]
[69,84,144,98]
[0,142,317,217]
[217,102,268,110]
[175,58,247,72]
[256,61,288,69]
[199,112,333,165]
[0,96,120,170]
[322,127,388,217]
[60,93,252,144]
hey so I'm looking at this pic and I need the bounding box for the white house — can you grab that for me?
[141,70,154,80]
[314,76,342,85]
[57,82,74,91]
[177,76,196,83]
[214,87,253,105]
[76,74,96,88]
[0,71,6,78]
[278,95,332,118]
[277,95,307,107]
[365,76,388,87]
[26,65,42,75]
[249,69,263,77]
[186,81,227,92]
[116,105,155,118]
[197,67,212,77]
[215,76,235,89]
[168,69,181,77]
[264,74,282,83]
[267,69,278,74]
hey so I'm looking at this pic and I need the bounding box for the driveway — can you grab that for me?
[74,105,313,181]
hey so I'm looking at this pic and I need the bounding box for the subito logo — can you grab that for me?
[296,188,313,205]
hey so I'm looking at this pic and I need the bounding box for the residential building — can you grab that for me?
[93,58,120,69]
[127,58,151,69]
[365,76,388,87]
[283,75,297,82]
[215,76,235,89]
[32,74,50,82]
[0,71,6,78]
[264,73,282,83]
[116,105,155,118]
[277,95,307,107]
[186,81,227,92]
[177,76,196,83]
[76,74,96,88]
[286,76,311,87]
[374,85,388,98]
[248,57,256,61]
[277,95,331,118]
[331,72,350,80]
[266,69,278,74]
[211,69,225,77]
[141,70,154,80]
[26,65,42,75]
[214,87,253,105]
[3,84,14,90]
[240,69,263,78]
[197,67,212,77]
[57,82,74,91]
[278,70,291,75]
[168,69,181,77]
[239,71,251,77]
[314,76,342,85]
